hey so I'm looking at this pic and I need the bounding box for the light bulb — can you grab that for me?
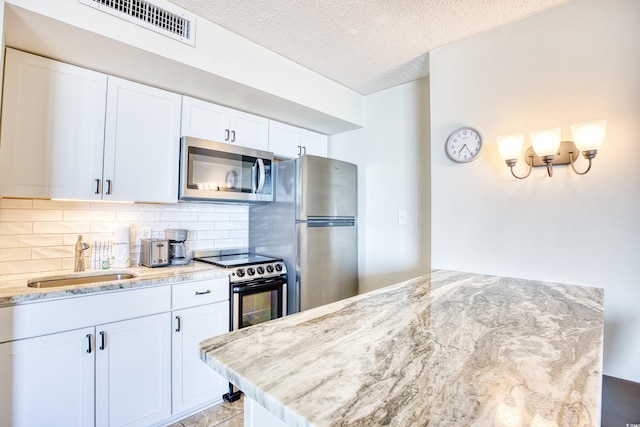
[496,133,525,161]
[530,128,561,158]
[571,120,607,152]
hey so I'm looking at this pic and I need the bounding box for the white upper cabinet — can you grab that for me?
[103,77,181,203]
[268,120,327,159]
[0,49,181,203]
[0,48,108,200]
[181,96,268,151]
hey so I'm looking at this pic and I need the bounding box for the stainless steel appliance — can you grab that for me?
[165,228,189,266]
[193,249,287,402]
[179,137,274,203]
[249,155,358,314]
[140,238,169,267]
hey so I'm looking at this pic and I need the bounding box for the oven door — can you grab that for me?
[231,277,285,331]
[179,136,274,203]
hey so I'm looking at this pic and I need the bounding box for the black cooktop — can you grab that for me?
[193,251,281,268]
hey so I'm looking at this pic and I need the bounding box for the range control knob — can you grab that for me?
[266,265,274,273]
[275,263,283,272]
[236,268,245,278]
[247,267,256,276]
[257,266,265,274]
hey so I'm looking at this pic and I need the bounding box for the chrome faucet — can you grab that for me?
[74,235,90,272]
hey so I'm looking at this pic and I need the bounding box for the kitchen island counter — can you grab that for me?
[200,270,604,426]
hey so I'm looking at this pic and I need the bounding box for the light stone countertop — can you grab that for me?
[0,262,229,306]
[200,269,604,427]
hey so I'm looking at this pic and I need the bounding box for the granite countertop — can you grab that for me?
[0,262,229,306]
[200,269,604,426]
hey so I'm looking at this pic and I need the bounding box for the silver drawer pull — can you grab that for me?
[195,289,211,295]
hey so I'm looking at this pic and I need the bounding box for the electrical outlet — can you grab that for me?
[139,228,151,240]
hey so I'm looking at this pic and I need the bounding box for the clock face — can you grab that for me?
[446,127,483,163]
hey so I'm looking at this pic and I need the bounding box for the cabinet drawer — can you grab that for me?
[172,278,229,310]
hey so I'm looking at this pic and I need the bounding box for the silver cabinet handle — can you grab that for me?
[225,129,230,141]
[105,179,112,195]
[231,130,236,142]
[195,289,211,295]
[303,146,307,154]
[298,145,302,156]
[175,315,181,332]
[99,331,107,350]
[94,179,102,195]
[86,334,93,353]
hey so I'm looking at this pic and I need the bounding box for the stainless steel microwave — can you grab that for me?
[179,137,274,203]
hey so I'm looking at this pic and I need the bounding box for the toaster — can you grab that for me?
[140,238,169,267]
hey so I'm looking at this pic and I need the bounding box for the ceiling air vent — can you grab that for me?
[79,0,196,46]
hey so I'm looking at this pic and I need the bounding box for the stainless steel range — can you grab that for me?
[193,249,287,402]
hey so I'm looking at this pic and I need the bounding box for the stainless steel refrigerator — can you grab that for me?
[249,155,358,314]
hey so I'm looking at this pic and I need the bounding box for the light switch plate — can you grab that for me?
[398,210,408,225]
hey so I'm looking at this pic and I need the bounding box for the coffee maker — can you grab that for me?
[165,229,189,266]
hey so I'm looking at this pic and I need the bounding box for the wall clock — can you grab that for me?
[445,127,483,163]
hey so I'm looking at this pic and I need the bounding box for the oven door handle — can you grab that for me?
[232,280,285,294]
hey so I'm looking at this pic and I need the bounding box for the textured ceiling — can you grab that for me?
[167,0,573,95]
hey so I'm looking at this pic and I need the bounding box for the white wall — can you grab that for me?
[430,0,640,382]
[330,78,431,293]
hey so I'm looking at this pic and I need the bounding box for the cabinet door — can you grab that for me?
[0,328,95,427]
[0,48,107,199]
[299,129,328,157]
[181,96,230,142]
[95,313,171,427]
[229,110,269,151]
[103,77,181,203]
[172,301,229,414]
[268,120,301,159]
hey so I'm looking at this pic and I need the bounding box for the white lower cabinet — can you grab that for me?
[0,313,171,427]
[0,327,95,427]
[171,277,230,417]
[95,313,172,427]
[0,278,229,427]
[172,302,229,414]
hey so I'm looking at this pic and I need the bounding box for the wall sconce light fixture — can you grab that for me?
[496,120,607,179]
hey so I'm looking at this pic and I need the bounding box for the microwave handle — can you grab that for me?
[255,158,266,194]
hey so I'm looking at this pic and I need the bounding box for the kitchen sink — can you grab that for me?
[27,271,138,288]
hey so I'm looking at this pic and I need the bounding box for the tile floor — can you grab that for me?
[169,396,244,427]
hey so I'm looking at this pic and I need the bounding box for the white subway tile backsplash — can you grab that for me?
[0,247,31,262]
[139,203,180,212]
[33,222,92,234]
[0,259,62,275]
[33,200,91,210]
[0,199,33,209]
[116,211,160,222]
[31,246,75,260]
[63,210,117,222]
[0,234,62,248]
[0,222,32,235]
[0,199,248,276]
[0,209,62,222]
[160,211,198,222]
